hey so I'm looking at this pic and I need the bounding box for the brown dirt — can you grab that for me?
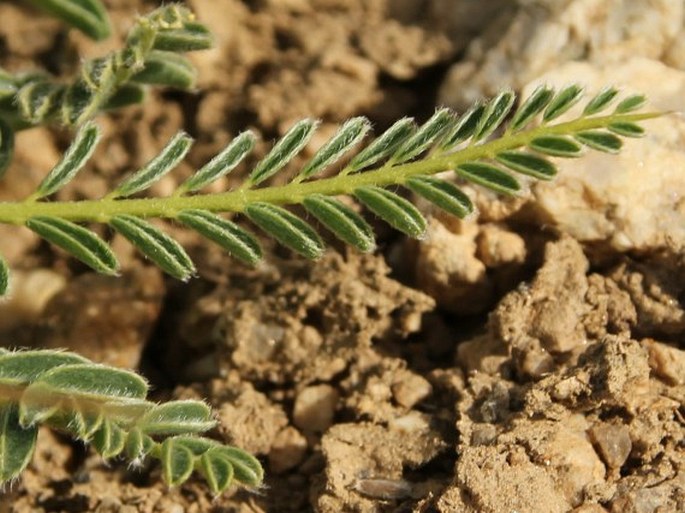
[1,1,684,513]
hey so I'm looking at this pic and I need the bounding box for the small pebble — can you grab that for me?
[391,373,432,408]
[269,426,308,473]
[589,423,632,470]
[293,384,338,432]
[643,338,685,386]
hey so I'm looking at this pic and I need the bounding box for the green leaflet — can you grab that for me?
[16,81,62,124]
[214,446,264,487]
[161,438,195,486]
[303,195,376,252]
[614,94,646,114]
[92,418,126,459]
[153,22,213,52]
[131,51,197,90]
[473,90,515,141]
[575,130,623,153]
[200,450,234,494]
[138,400,216,435]
[179,131,256,193]
[0,350,88,385]
[456,162,520,195]
[354,186,426,238]
[298,117,370,180]
[608,121,645,138]
[111,131,193,198]
[68,402,104,440]
[26,216,119,275]
[583,87,619,115]
[177,209,262,265]
[0,117,14,178]
[346,118,415,173]
[124,427,155,461]
[0,403,38,482]
[102,83,145,111]
[440,103,484,150]
[392,109,454,163]
[508,85,554,133]
[245,203,325,259]
[109,215,195,280]
[495,151,557,180]
[543,84,584,122]
[529,135,583,158]
[34,121,100,198]
[405,176,473,218]
[27,0,111,40]
[0,255,8,297]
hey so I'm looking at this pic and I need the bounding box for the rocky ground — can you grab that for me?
[0,1,684,512]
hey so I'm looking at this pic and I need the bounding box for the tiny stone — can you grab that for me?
[391,373,433,408]
[643,338,685,386]
[471,423,497,446]
[269,426,308,474]
[293,384,338,432]
[589,423,632,470]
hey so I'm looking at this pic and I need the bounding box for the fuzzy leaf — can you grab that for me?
[346,118,415,172]
[495,151,557,180]
[583,87,619,115]
[161,438,195,487]
[354,186,426,238]
[132,51,196,89]
[298,117,370,179]
[28,0,111,40]
[608,122,645,138]
[26,217,119,274]
[456,162,520,194]
[153,22,213,52]
[0,351,88,385]
[543,84,584,121]
[248,119,318,186]
[405,176,473,218]
[92,418,126,459]
[614,94,646,114]
[60,80,96,126]
[111,131,193,198]
[0,118,13,178]
[440,103,485,150]
[0,403,38,482]
[102,83,145,111]
[214,446,264,487]
[529,135,582,158]
[0,255,8,296]
[35,121,100,198]
[180,131,256,193]
[139,400,215,435]
[81,57,113,91]
[392,109,454,163]
[200,451,234,494]
[173,436,217,455]
[177,210,262,265]
[69,403,103,440]
[245,203,324,259]
[473,90,515,141]
[110,215,195,280]
[574,130,622,153]
[508,85,554,132]
[302,195,376,252]
[16,81,62,123]
[124,428,155,461]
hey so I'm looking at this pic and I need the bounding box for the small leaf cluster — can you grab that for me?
[0,3,212,175]
[27,0,112,40]
[0,85,655,294]
[0,349,263,494]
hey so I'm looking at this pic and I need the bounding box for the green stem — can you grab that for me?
[0,111,659,225]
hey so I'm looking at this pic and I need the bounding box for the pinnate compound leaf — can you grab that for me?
[153,22,213,52]
[583,87,619,115]
[0,119,14,178]
[0,350,88,385]
[354,186,426,238]
[614,94,646,114]
[110,215,195,280]
[214,446,264,487]
[177,210,262,265]
[26,217,119,275]
[138,400,215,435]
[35,121,100,198]
[456,162,520,195]
[200,451,234,494]
[405,176,473,218]
[28,0,111,40]
[574,130,622,153]
[302,195,376,252]
[180,131,256,193]
[248,119,318,186]
[440,103,485,150]
[111,131,193,198]
[0,255,8,297]
[0,403,38,482]
[131,51,196,89]
[529,135,582,158]
[245,203,324,259]
[508,85,554,132]
[608,122,645,138]
[473,90,515,141]
[298,117,370,179]
[392,108,454,163]
[495,151,557,180]
[543,84,584,121]
[161,438,195,486]
[347,118,415,173]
